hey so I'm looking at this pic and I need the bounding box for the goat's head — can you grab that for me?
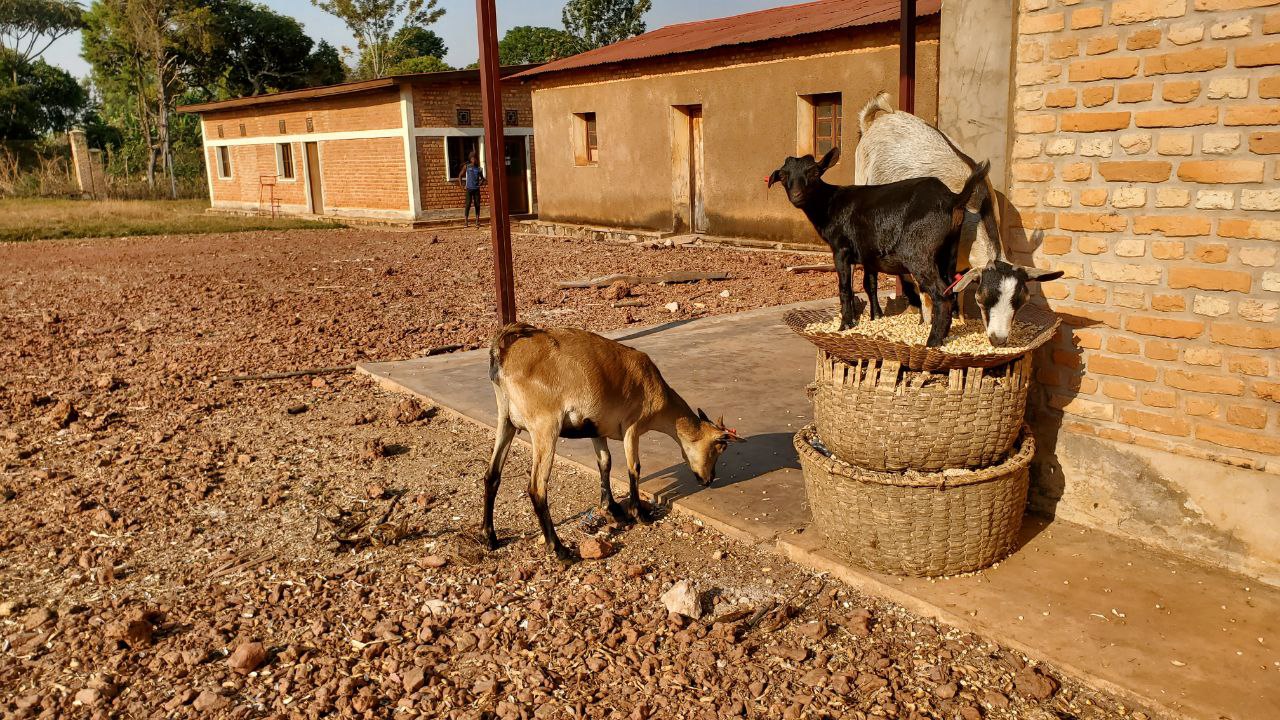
[767,147,840,207]
[680,408,744,486]
[954,260,1064,346]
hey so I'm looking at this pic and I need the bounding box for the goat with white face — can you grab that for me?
[855,92,1063,346]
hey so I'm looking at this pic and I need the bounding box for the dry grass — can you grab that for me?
[0,198,343,242]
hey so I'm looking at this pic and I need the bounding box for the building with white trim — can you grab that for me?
[179,66,539,225]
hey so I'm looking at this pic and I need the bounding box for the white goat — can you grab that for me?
[855,93,1063,346]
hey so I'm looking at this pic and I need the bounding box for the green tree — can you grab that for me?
[310,0,444,79]
[0,48,86,139]
[385,53,448,75]
[219,1,332,96]
[391,24,444,61]
[497,25,585,65]
[0,0,84,77]
[561,0,650,49]
[305,40,345,87]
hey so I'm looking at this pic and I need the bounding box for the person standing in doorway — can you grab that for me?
[457,151,486,228]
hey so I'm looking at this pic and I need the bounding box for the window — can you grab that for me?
[277,143,295,180]
[216,146,232,179]
[446,136,482,180]
[811,93,842,156]
[573,112,598,166]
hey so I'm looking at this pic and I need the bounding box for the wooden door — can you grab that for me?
[504,137,529,215]
[304,142,323,214]
[689,107,706,233]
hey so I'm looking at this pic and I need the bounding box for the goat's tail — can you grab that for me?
[955,160,991,212]
[489,322,538,382]
[859,91,894,132]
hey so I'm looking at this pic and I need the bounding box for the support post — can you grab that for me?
[899,0,917,114]
[476,0,516,325]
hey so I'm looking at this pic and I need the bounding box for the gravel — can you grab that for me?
[0,227,1148,719]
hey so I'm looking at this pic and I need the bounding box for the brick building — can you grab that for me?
[513,0,942,243]
[1006,0,1280,581]
[179,67,538,224]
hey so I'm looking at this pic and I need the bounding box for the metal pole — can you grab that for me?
[476,0,516,325]
[899,0,917,114]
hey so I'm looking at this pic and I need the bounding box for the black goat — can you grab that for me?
[768,147,989,347]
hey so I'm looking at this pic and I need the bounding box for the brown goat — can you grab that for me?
[482,323,741,564]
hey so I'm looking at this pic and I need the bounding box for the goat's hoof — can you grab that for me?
[605,501,633,527]
[630,500,655,524]
[553,546,580,567]
[482,533,500,551]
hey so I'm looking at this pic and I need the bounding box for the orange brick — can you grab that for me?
[1069,57,1140,81]
[1087,34,1120,55]
[1145,47,1229,75]
[1211,322,1280,348]
[1017,113,1058,133]
[1227,404,1268,429]
[1261,76,1280,98]
[1151,293,1186,311]
[1250,131,1280,153]
[1166,369,1246,395]
[1114,0,1189,24]
[1103,380,1138,400]
[1169,267,1253,292]
[1224,105,1280,126]
[1041,283,1070,300]
[1072,6,1105,28]
[1193,242,1229,263]
[1228,354,1270,376]
[1097,161,1172,182]
[1107,334,1142,353]
[1218,217,1280,240]
[1075,284,1109,304]
[1186,397,1221,417]
[1073,328,1104,349]
[1049,38,1080,59]
[1117,82,1154,102]
[1013,162,1055,182]
[1050,395,1115,420]
[1178,160,1266,183]
[1077,235,1108,254]
[1196,424,1280,455]
[1055,304,1122,328]
[1061,111,1133,132]
[1254,381,1280,402]
[1015,211,1057,229]
[1184,347,1223,366]
[1121,408,1192,436]
[1236,41,1280,67]
[1088,354,1158,381]
[1045,88,1079,108]
[1061,162,1093,181]
[1161,80,1202,103]
[1267,10,1280,34]
[1134,106,1218,127]
[1145,339,1181,360]
[1151,239,1185,259]
[1125,315,1205,338]
[1021,11,1065,34]
[1196,0,1280,9]
[1060,212,1128,232]
[1040,234,1073,254]
[1082,86,1115,106]
[1127,28,1163,50]
[1132,215,1211,236]
[1052,348,1084,369]
[1143,388,1178,408]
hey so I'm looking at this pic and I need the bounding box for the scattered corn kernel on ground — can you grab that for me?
[805,308,1040,353]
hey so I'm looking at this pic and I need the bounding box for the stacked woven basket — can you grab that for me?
[784,304,1060,577]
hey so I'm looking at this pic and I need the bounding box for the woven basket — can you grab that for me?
[783,304,1061,372]
[795,424,1034,577]
[809,350,1032,472]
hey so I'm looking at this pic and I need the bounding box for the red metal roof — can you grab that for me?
[513,0,940,80]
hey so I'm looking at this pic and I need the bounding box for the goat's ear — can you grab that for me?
[952,267,981,294]
[817,146,840,173]
[697,408,709,422]
[1024,267,1065,282]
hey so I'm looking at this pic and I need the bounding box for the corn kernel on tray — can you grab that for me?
[783,304,1061,372]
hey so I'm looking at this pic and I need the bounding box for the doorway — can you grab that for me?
[503,136,529,215]
[671,105,706,233]
[304,142,323,214]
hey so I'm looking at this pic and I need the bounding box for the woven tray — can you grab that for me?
[783,303,1061,371]
[809,350,1031,472]
[795,424,1033,577]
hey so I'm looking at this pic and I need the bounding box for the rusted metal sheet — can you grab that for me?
[514,0,940,80]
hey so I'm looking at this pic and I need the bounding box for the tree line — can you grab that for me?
[0,0,650,198]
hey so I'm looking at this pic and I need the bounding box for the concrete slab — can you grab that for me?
[358,302,1280,720]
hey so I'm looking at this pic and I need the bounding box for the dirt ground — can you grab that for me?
[0,228,1148,719]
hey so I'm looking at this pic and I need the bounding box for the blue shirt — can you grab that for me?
[463,164,484,190]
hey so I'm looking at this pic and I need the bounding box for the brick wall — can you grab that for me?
[411,80,533,128]
[1011,0,1280,474]
[207,143,307,208]
[201,90,401,138]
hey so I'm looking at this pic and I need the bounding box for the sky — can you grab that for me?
[44,0,800,79]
